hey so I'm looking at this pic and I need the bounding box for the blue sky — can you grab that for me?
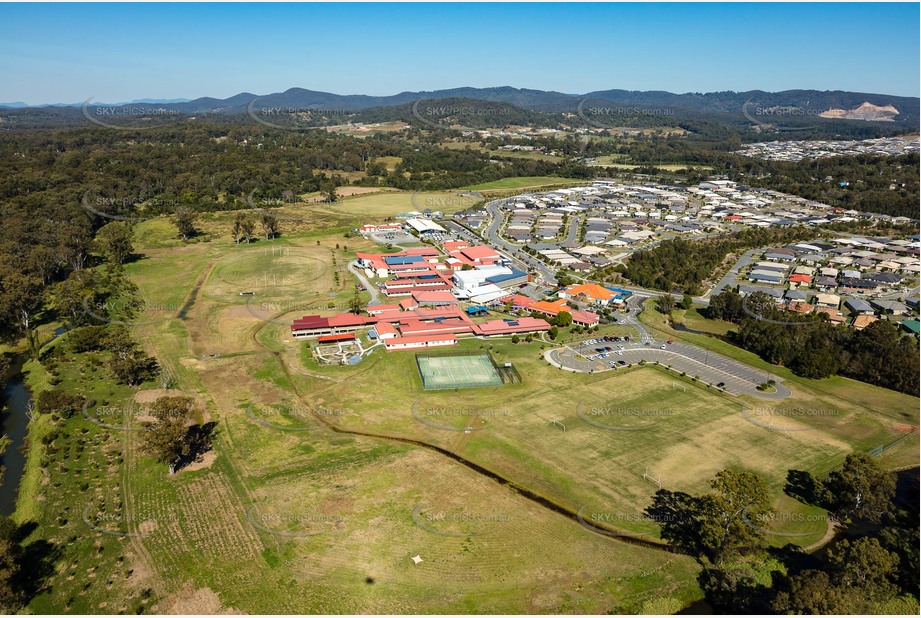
[1,2,918,103]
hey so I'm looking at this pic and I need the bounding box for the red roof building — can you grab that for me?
[367,304,401,315]
[412,290,459,306]
[373,322,398,339]
[571,310,600,327]
[475,317,551,336]
[384,334,457,351]
[500,294,536,310]
[317,333,357,344]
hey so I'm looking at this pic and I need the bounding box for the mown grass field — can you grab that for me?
[14,200,919,613]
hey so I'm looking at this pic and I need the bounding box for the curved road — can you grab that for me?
[545,341,791,399]
[348,260,381,306]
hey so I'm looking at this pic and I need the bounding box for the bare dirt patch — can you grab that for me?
[158,585,242,614]
[134,389,187,404]
[181,450,217,473]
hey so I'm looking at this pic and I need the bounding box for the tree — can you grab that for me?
[655,293,676,314]
[322,182,338,203]
[240,216,255,243]
[0,269,45,360]
[46,269,98,328]
[174,207,198,240]
[555,311,573,327]
[646,469,770,562]
[771,570,867,614]
[548,326,559,340]
[679,293,694,310]
[347,290,363,315]
[94,221,134,265]
[231,212,245,244]
[645,489,704,555]
[698,561,774,613]
[697,470,770,561]
[140,396,195,473]
[821,453,895,523]
[0,516,25,613]
[825,537,900,599]
[260,213,280,240]
[106,326,159,385]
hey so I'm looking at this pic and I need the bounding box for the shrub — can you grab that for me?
[35,388,86,419]
[67,325,109,353]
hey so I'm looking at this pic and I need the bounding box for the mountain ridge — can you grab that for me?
[6,86,916,118]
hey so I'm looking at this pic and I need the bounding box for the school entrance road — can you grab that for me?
[544,339,791,400]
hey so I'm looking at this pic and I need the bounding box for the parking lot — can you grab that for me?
[546,336,790,399]
[368,230,419,245]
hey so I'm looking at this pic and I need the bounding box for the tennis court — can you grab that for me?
[416,353,504,390]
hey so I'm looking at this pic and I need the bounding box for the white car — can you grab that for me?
[660,344,666,349]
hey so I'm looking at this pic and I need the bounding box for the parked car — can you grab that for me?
[617,360,626,366]
[660,344,666,349]
[666,340,673,345]
[717,382,726,388]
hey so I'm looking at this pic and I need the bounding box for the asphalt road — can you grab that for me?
[348,261,381,306]
[546,338,790,399]
[707,248,759,299]
[484,200,558,286]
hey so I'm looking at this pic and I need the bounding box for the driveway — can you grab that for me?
[348,261,381,306]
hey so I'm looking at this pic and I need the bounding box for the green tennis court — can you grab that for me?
[416,353,503,390]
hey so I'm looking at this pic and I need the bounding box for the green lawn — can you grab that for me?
[14,219,918,614]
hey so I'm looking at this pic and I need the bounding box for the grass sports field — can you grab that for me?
[14,190,919,613]
[416,353,503,390]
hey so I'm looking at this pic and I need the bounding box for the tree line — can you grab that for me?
[621,227,826,295]
[705,289,919,395]
[645,455,917,613]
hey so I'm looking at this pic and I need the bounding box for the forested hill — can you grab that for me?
[3,86,918,133]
